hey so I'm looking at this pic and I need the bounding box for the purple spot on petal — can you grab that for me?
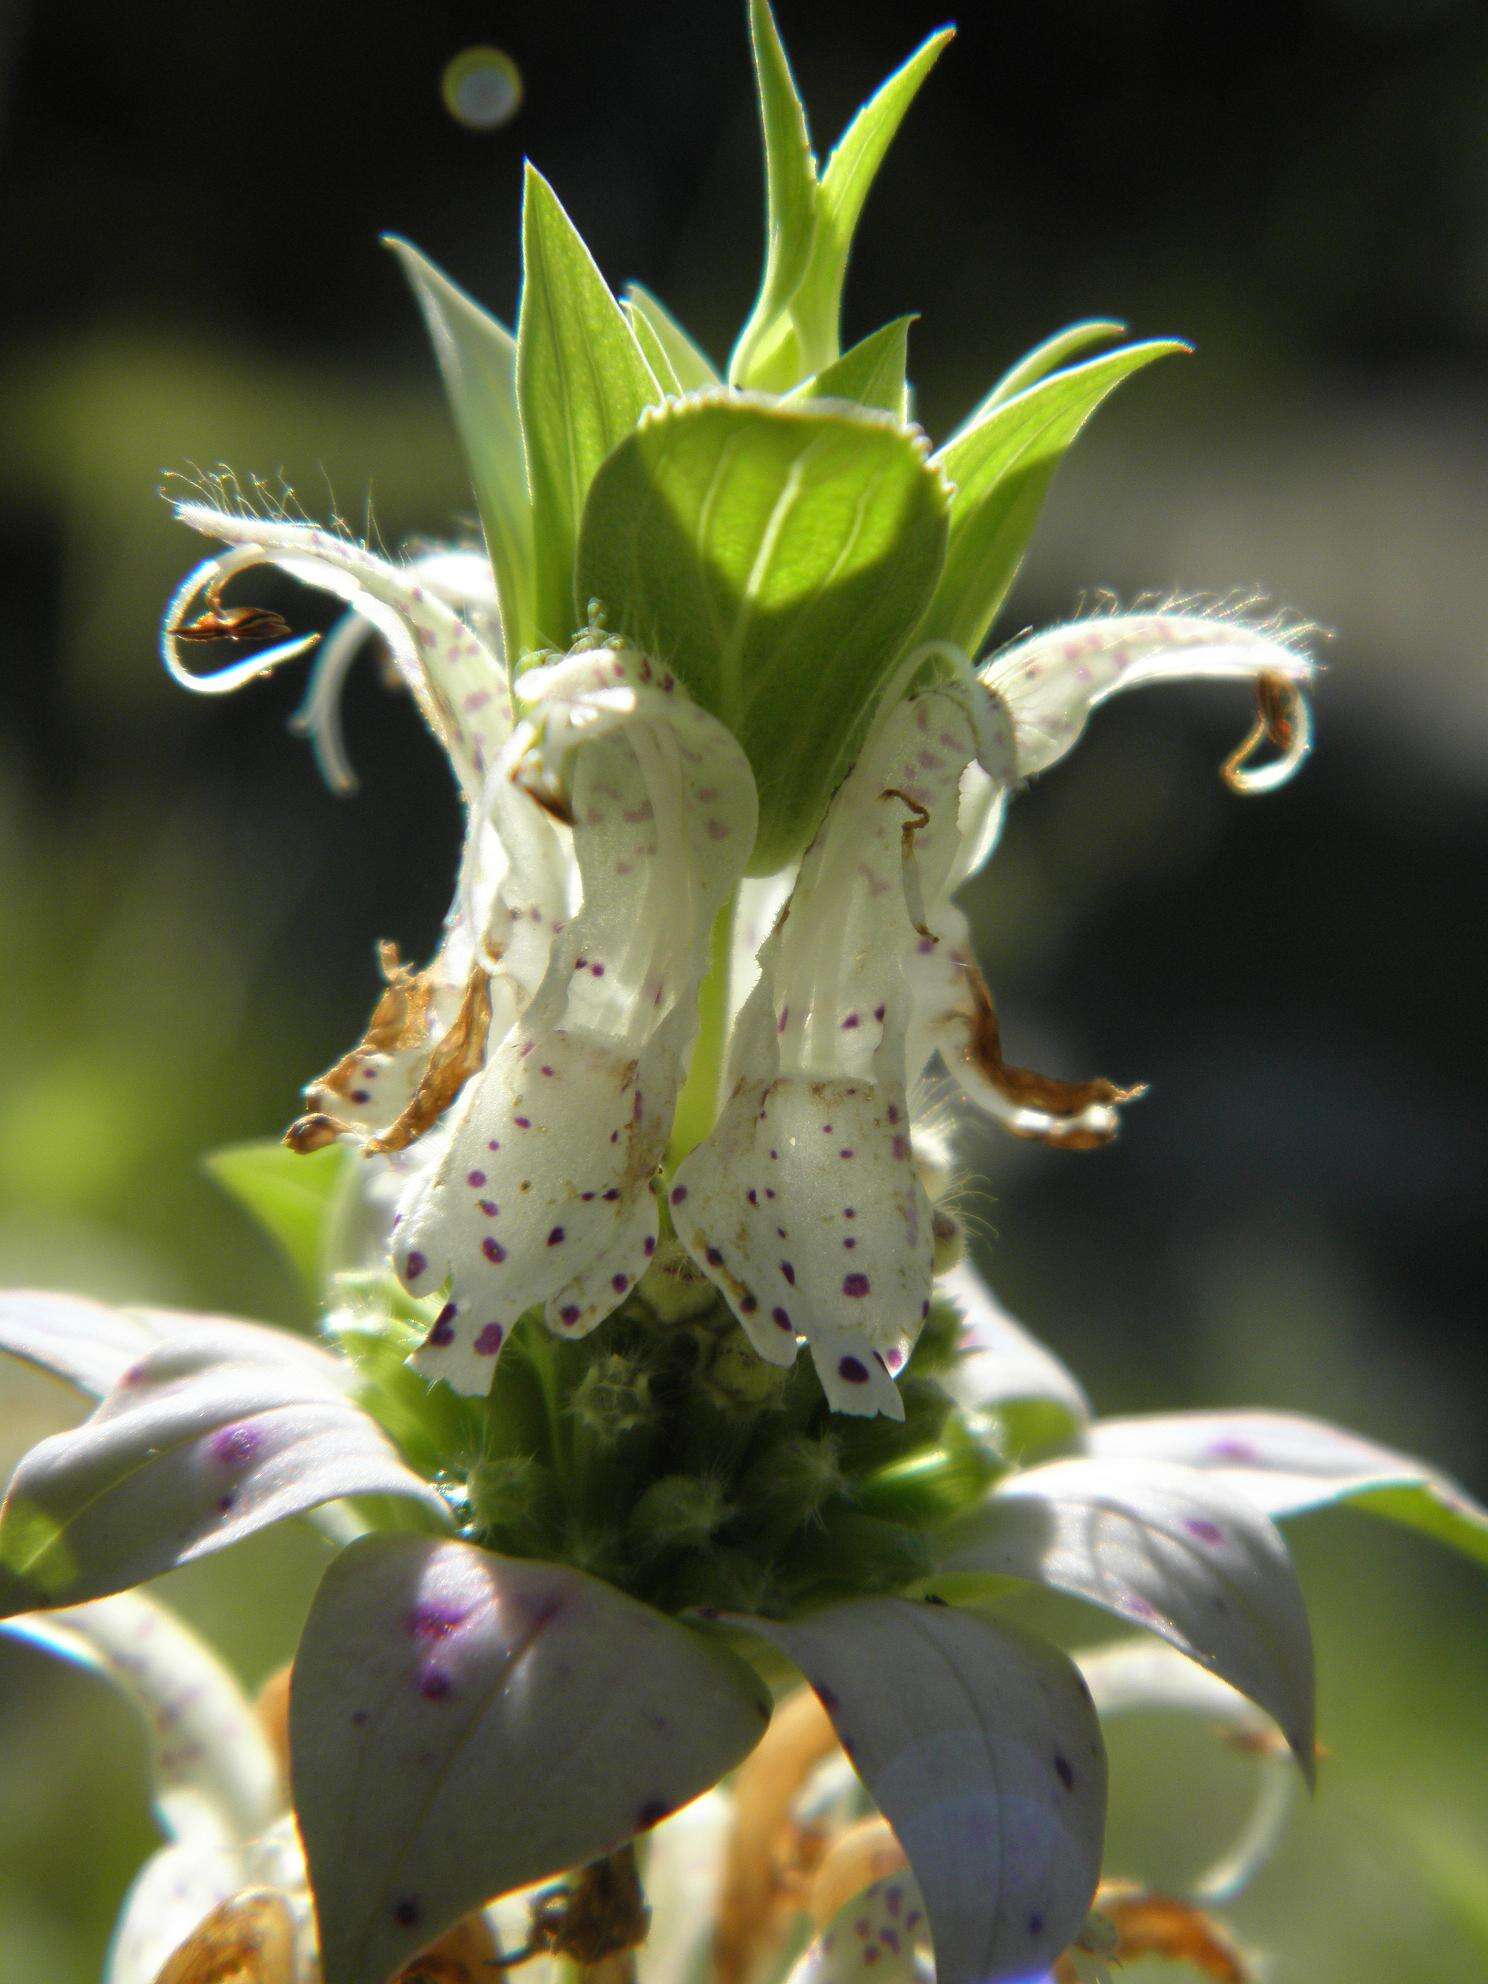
[405,1250,428,1281]
[209,1423,260,1467]
[428,1303,457,1347]
[467,1169,486,1188]
[706,1246,724,1267]
[1054,1753,1075,1791]
[839,1355,869,1383]
[216,1492,237,1514]
[772,1307,793,1331]
[407,1602,466,1642]
[560,1304,582,1327]
[670,1184,687,1205]
[483,1237,507,1264]
[612,1273,629,1294]
[644,1234,656,1257]
[843,1272,871,1298]
[514,1115,531,1129]
[1185,1518,1224,1544]
[780,1260,795,1284]
[1206,1437,1260,1463]
[841,1012,860,1030]
[475,1323,504,1355]
[418,1665,453,1701]
[547,1225,565,1246]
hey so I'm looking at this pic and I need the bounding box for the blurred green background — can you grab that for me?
[1,0,1485,1976]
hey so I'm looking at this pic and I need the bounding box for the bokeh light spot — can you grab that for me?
[441,47,523,131]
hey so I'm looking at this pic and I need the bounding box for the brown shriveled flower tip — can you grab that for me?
[306,941,434,1113]
[1221,671,1307,793]
[1056,1887,1254,1984]
[153,1890,296,1984]
[365,962,493,1155]
[962,960,1145,1149]
[714,1687,842,1984]
[172,603,297,646]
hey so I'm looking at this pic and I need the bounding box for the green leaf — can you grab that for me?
[729,15,951,395]
[293,1536,769,1984]
[919,339,1186,657]
[1089,1409,1488,1572]
[383,236,536,665]
[794,28,954,364]
[577,395,949,869]
[625,300,683,395]
[728,0,821,392]
[516,166,661,647]
[956,316,1128,430]
[623,282,722,391]
[206,1137,349,1300]
[787,314,914,416]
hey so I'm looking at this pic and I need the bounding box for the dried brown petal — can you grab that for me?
[173,605,296,646]
[152,1890,296,1984]
[960,960,1144,1150]
[713,1687,841,1984]
[1058,1887,1252,1984]
[1221,671,1306,794]
[365,964,493,1156]
[283,1112,345,1155]
[304,943,435,1116]
[396,1909,506,1983]
[253,1663,293,1796]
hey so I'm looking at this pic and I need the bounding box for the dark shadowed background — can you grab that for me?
[2,1,1485,1977]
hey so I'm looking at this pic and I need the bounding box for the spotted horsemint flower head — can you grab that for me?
[5,9,1487,1984]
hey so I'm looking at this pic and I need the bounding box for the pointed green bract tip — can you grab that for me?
[731,7,952,393]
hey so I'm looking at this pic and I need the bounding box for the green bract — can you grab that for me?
[368,1,1185,866]
[578,396,948,869]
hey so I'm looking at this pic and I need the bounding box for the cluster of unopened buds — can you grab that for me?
[3,5,1485,1982]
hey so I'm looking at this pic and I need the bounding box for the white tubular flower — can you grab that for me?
[163,501,513,796]
[902,607,1319,1158]
[671,674,1013,1417]
[396,647,758,1390]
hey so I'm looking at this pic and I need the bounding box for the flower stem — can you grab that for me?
[666,895,736,1166]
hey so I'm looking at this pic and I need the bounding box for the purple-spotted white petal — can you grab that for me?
[728,1599,1106,1984]
[787,1871,933,1984]
[399,648,756,1391]
[291,1535,769,1984]
[675,682,1008,1415]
